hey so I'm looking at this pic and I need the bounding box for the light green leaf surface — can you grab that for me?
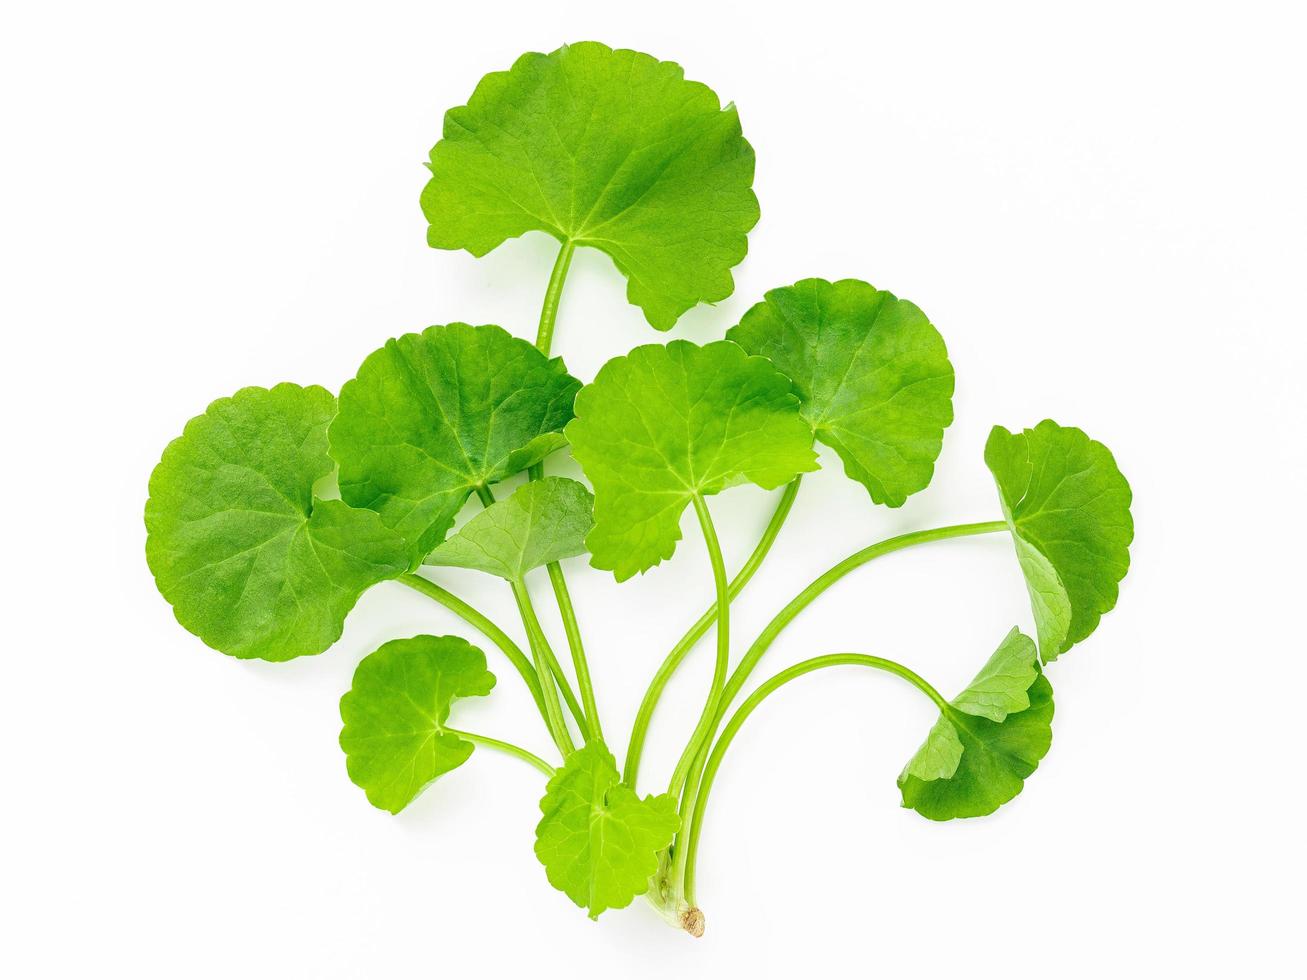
[899,628,1054,820]
[339,635,496,814]
[145,384,408,661]
[985,420,1134,660]
[421,41,759,331]
[329,323,581,562]
[425,477,593,581]
[566,340,818,580]
[949,625,1041,721]
[728,278,954,505]
[534,741,679,919]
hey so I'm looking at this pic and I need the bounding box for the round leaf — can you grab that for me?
[899,628,1054,820]
[145,384,408,661]
[985,420,1134,660]
[425,477,594,581]
[339,635,496,814]
[566,340,819,580]
[329,323,581,562]
[534,741,679,919]
[727,278,954,506]
[421,41,760,331]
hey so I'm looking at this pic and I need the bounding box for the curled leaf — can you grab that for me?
[899,628,1054,820]
[985,420,1133,659]
[421,41,759,331]
[329,323,580,563]
[145,384,408,661]
[339,635,496,814]
[425,477,593,581]
[566,340,818,580]
[728,278,954,505]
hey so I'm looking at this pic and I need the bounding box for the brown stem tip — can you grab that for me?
[680,906,705,938]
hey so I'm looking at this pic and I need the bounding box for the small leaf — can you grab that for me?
[985,420,1134,660]
[899,628,1054,820]
[339,635,496,814]
[421,41,759,331]
[566,340,818,580]
[425,477,593,581]
[328,323,581,562]
[145,384,408,661]
[534,741,679,919]
[728,278,954,505]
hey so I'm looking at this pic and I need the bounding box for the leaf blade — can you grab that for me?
[339,635,497,814]
[145,384,408,661]
[985,420,1134,659]
[566,340,818,580]
[728,278,955,505]
[421,42,759,330]
[425,477,594,580]
[534,741,679,918]
[328,323,581,562]
[899,629,1054,819]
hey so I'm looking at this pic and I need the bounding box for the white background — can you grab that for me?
[4,2,1304,976]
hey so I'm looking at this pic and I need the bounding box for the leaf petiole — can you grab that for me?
[679,653,949,905]
[472,482,590,742]
[624,477,800,788]
[669,495,732,799]
[719,520,1009,711]
[530,238,604,742]
[397,572,548,721]
[511,577,579,755]
[445,727,556,777]
[535,239,576,354]
[669,519,1009,899]
[661,494,733,904]
[544,554,604,743]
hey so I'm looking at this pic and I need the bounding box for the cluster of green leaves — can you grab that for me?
[145,41,1134,934]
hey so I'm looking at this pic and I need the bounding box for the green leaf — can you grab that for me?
[985,420,1134,660]
[421,41,759,331]
[727,278,954,506]
[899,628,1054,820]
[328,323,581,563]
[534,741,679,919]
[339,635,496,814]
[566,340,818,580]
[145,384,409,661]
[425,477,593,581]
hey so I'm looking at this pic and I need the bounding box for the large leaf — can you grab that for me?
[339,635,496,814]
[534,741,679,919]
[145,384,408,661]
[985,420,1133,660]
[566,340,818,580]
[329,323,581,562]
[899,628,1054,820]
[421,41,759,331]
[425,477,593,581]
[727,278,954,505]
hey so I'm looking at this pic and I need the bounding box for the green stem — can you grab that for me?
[545,558,603,743]
[446,728,556,778]
[397,573,547,723]
[624,478,800,788]
[511,577,577,756]
[680,653,948,905]
[528,237,602,742]
[474,483,588,740]
[668,519,1008,899]
[664,495,731,896]
[535,239,575,354]
[721,520,1007,725]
